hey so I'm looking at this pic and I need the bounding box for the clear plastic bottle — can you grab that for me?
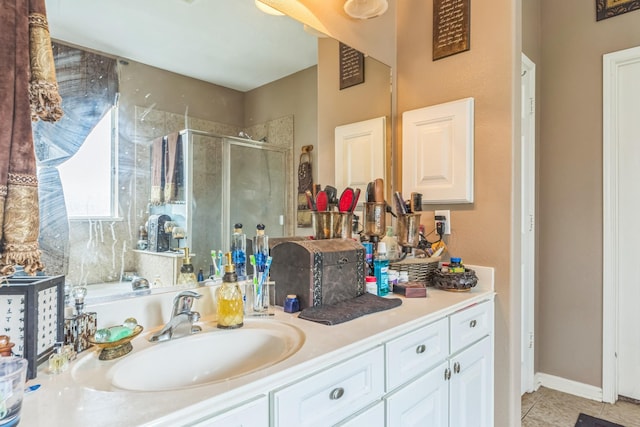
[253,224,269,312]
[231,223,247,280]
[373,242,390,296]
[381,226,399,261]
[216,252,244,329]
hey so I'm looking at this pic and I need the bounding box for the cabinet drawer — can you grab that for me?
[450,301,493,354]
[385,317,449,391]
[272,346,385,427]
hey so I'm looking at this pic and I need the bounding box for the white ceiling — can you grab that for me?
[45,0,319,92]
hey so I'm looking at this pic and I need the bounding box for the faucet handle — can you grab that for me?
[172,290,202,316]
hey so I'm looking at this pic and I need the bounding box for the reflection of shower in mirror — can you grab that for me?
[172,227,186,249]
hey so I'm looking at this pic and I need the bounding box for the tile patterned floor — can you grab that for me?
[521,387,640,426]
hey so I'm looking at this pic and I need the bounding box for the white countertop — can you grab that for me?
[21,266,494,427]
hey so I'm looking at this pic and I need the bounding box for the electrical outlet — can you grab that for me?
[435,210,451,235]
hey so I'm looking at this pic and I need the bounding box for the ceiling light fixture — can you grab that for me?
[254,0,285,16]
[343,0,388,19]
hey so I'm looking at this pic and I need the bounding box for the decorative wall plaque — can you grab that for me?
[433,0,470,61]
[339,43,365,90]
[596,0,640,21]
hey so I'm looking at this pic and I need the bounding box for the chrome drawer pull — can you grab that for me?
[329,387,345,400]
[469,319,477,328]
[444,368,451,380]
[454,361,461,374]
[416,344,426,354]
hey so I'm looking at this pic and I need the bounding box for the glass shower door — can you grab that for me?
[226,140,287,248]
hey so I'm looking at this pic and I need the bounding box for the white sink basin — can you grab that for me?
[71,320,305,392]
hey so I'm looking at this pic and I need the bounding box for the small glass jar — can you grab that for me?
[388,269,399,289]
[284,295,300,313]
[449,257,465,273]
[48,342,69,374]
[398,271,409,283]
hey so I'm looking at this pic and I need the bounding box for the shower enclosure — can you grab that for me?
[149,129,291,273]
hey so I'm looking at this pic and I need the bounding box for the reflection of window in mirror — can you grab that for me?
[58,106,118,219]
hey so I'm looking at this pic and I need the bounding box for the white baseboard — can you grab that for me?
[535,372,603,402]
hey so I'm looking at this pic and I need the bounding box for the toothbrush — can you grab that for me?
[249,255,258,290]
[255,256,272,311]
[211,250,219,277]
[217,251,223,277]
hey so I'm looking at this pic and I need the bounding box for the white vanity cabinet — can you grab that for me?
[385,300,494,427]
[25,268,495,427]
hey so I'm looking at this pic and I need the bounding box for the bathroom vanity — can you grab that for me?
[21,266,494,427]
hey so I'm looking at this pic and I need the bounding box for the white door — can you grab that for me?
[603,45,640,402]
[520,54,536,395]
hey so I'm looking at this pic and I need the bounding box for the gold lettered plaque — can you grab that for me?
[339,43,365,90]
[433,0,470,61]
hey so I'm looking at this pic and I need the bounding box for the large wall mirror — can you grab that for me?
[38,0,392,301]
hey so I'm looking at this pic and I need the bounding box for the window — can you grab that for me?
[58,106,118,219]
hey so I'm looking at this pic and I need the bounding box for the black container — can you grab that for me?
[0,275,65,379]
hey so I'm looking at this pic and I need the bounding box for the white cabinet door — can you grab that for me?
[449,336,493,427]
[386,361,449,427]
[337,400,385,427]
[334,117,386,204]
[402,98,474,204]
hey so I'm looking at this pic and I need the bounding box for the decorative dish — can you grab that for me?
[431,269,478,292]
[89,325,143,360]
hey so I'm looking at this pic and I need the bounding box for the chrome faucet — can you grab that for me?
[149,290,203,342]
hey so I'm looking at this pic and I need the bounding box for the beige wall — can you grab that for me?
[274,1,519,425]
[245,65,318,159]
[119,60,245,128]
[316,38,392,192]
[537,1,640,387]
[396,2,519,425]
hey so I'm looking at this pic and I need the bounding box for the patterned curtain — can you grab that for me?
[32,43,119,277]
[0,0,62,276]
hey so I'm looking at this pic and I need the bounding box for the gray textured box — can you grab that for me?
[270,239,365,309]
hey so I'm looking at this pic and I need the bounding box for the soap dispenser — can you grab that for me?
[177,247,198,285]
[216,252,244,329]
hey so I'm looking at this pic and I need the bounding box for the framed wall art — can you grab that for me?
[433,0,470,60]
[596,0,640,21]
